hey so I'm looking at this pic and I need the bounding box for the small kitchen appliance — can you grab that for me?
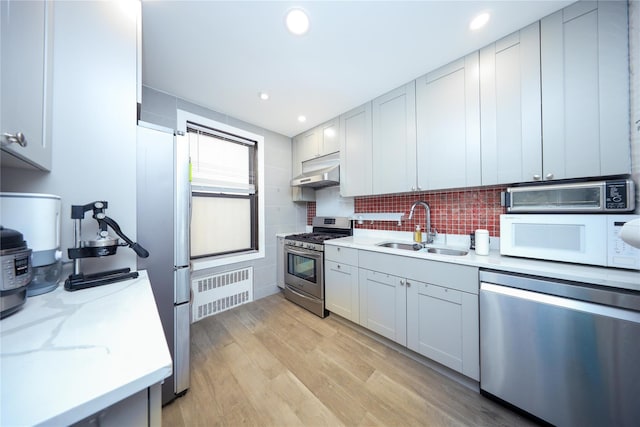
[65,201,149,291]
[502,177,635,213]
[0,226,32,318]
[283,216,353,317]
[0,192,62,296]
[500,214,640,269]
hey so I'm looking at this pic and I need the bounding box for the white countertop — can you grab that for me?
[0,270,172,426]
[326,236,640,291]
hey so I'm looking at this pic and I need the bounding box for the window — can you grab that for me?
[178,110,265,269]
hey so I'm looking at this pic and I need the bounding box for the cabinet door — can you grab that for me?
[541,1,630,180]
[340,102,372,197]
[319,118,340,156]
[296,128,320,162]
[407,282,463,372]
[359,269,406,346]
[0,0,54,171]
[480,23,542,185]
[416,53,481,190]
[325,260,359,323]
[372,82,417,194]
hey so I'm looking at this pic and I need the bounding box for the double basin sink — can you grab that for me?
[377,241,468,256]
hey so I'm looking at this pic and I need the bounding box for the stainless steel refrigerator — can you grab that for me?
[136,122,191,405]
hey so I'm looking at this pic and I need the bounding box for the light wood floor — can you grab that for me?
[162,292,538,427]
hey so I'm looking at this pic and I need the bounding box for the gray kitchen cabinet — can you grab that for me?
[339,102,373,197]
[277,236,285,289]
[540,0,630,180]
[72,384,161,427]
[0,0,54,171]
[358,249,479,379]
[358,269,407,346]
[372,82,417,194]
[407,281,479,381]
[325,245,359,322]
[416,53,481,191]
[480,23,542,185]
[294,117,340,163]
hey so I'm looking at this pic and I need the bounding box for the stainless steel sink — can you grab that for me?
[377,242,422,251]
[425,247,468,256]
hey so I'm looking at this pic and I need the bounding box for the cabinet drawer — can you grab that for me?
[326,260,356,276]
[418,282,462,304]
[325,245,358,265]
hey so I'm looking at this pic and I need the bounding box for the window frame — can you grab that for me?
[178,110,265,271]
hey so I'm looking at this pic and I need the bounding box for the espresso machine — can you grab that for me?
[65,201,149,291]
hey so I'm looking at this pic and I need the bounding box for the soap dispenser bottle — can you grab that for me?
[413,225,422,243]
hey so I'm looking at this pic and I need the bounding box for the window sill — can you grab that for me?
[191,250,264,271]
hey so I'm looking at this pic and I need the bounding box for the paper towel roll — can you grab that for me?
[475,229,490,256]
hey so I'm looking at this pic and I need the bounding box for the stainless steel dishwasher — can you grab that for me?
[480,270,640,427]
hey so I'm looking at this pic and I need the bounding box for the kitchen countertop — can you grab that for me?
[326,236,640,292]
[0,270,172,426]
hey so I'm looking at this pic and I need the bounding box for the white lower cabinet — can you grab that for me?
[277,236,285,289]
[358,269,407,346]
[407,281,479,380]
[354,248,480,380]
[325,246,359,322]
[325,260,359,322]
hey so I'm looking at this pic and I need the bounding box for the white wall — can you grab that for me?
[140,86,306,299]
[1,2,139,274]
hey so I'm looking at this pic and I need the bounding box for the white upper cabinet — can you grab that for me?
[372,82,417,194]
[340,102,373,197]
[541,0,630,180]
[319,118,340,155]
[294,117,341,164]
[480,23,542,185]
[416,53,481,191]
[0,0,54,171]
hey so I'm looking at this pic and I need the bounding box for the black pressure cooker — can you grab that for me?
[0,226,32,318]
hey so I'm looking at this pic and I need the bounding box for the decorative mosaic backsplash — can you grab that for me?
[307,186,507,237]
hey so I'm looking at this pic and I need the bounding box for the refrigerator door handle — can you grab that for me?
[174,302,190,395]
[174,133,191,267]
[175,267,191,305]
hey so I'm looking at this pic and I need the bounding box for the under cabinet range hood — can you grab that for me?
[291,164,340,188]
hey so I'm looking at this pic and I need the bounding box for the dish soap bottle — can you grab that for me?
[413,225,422,243]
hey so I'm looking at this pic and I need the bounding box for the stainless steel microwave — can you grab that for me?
[502,179,635,213]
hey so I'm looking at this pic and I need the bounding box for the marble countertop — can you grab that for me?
[326,235,640,292]
[0,270,172,426]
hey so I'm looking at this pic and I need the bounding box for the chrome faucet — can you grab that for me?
[408,201,436,244]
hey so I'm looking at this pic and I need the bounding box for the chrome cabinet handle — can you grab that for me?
[545,173,554,180]
[400,279,405,286]
[2,132,27,147]
[406,281,411,287]
[533,174,542,181]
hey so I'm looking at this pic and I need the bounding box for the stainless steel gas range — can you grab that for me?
[283,217,352,317]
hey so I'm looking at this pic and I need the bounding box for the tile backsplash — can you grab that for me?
[307,186,507,237]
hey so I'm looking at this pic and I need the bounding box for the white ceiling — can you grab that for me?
[142,1,573,138]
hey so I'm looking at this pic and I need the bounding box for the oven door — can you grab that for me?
[284,246,324,299]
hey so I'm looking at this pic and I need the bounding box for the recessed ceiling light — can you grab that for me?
[297,115,307,123]
[469,12,490,30]
[286,8,310,35]
[259,92,269,101]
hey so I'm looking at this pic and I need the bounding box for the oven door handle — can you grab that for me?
[286,285,318,302]
[285,247,322,260]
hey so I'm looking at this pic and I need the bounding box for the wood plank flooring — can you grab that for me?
[162,292,538,426]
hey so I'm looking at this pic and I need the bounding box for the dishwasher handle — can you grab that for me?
[481,282,640,324]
